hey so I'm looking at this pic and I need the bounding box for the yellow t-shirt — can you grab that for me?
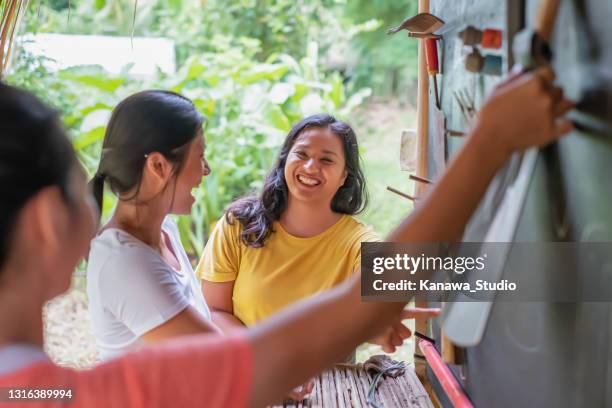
[196,214,379,327]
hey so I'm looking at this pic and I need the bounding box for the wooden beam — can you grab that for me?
[414,0,459,369]
[414,0,431,342]
[415,0,430,196]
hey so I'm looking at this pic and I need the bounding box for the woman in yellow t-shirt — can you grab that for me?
[197,113,381,332]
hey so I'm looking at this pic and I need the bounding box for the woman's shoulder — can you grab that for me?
[88,228,163,275]
[224,196,258,226]
[91,227,150,255]
[214,211,244,234]
[339,216,381,243]
[202,211,246,254]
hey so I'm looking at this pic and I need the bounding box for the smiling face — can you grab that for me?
[170,131,210,215]
[284,127,347,207]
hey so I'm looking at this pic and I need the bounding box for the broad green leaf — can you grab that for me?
[327,73,345,109]
[268,83,295,104]
[238,63,289,84]
[73,127,105,151]
[81,109,112,132]
[262,103,291,132]
[187,59,206,80]
[58,66,126,92]
[339,88,372,116]
[79,103,114,116]
[299,93,325,116]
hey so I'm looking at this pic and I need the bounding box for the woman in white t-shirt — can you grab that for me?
[87,90,219,359]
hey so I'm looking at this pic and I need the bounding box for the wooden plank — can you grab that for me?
[321,370,333,408]
[397,369,435,408]
[356,370,374,407]
[333,368,346,408]
[379,375,402,408]
[337,368,353,408]
[347,367,367,406]
[314,374,322,407]
[392,376,412,407]
[271,365,434,407]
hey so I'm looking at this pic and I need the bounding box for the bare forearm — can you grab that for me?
[211,310,246,333]
[387,124,508,243]
[247,126,514,407]
[246,69,573,407]
[140,306,222,342]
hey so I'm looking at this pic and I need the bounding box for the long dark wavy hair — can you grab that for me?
[226,113,368,248]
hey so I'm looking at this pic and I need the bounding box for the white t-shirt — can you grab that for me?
[87,217,212,360]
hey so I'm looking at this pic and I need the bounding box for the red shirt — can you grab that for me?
[0,335,252,408]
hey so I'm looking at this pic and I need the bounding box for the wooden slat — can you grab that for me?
[338,369,352,407]
[347,367,367,406]
[312,377,323,401]
[272,364,433,408]
[334,369,343,407]
[323,369,335,408]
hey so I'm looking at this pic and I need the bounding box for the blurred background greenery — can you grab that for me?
[3,0,421,366]
[7,0,418,257]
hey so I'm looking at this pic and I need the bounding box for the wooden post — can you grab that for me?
[415,0,430,196]
[440,327,456,364]
[414,0,457,367]
[414,0,430,341]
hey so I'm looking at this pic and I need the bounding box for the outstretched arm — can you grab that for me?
[246,67,574,408]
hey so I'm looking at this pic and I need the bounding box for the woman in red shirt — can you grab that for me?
[0,69,572,408]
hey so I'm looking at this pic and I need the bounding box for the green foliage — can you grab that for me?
[23,0,418,97]
[7,38,370,257]
[25,0,159,36]
[25,0,344,64]
[343,0,419,95]
[154,0,341,64]
[11,0,417,255]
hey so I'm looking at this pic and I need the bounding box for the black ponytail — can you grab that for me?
[91,90,204,219]
[89,172,106,221]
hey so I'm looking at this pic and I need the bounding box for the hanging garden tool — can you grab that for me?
[425,38,441,108]
[453,88,477,125]
[387,12,444,36]
[387,12,445,108]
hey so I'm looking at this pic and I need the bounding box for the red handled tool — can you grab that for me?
[425,38,441,108]
[387,12,446,109]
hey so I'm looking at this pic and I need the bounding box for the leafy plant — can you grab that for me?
[343,0,419,96]
[6,37,371,257]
